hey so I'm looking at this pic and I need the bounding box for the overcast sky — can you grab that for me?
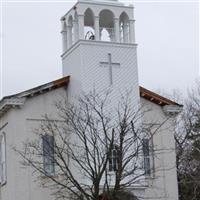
[0,0,199,99]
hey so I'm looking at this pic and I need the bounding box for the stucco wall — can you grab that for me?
[141,98,179,200]
[0,90,179,200]
[0,87,67,200]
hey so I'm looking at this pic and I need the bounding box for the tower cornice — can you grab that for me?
[61,39,137,59]
[61,0,134,20]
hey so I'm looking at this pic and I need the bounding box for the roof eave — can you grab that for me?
[139,86,183,107]
[0,76,70,118]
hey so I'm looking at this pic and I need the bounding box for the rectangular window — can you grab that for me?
[108,145,119,172]
[0,133,6,184]
[42,135,55,175]
[142,138,151,176]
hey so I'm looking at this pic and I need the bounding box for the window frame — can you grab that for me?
[142,138,154,177]
[108,144,119,172]
[42,134,55,176]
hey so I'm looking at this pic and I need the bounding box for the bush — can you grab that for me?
[99,190,138,200]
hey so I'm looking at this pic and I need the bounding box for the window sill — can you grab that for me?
[0,181,7,187]
[40,173,59,180]
[144,173,155,180]
[107,171,116,176]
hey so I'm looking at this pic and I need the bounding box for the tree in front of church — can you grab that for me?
[174,81,200,200]
[15,90,165,200]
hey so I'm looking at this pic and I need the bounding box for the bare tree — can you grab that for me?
[165,80,200,200]
[15,90,166,200]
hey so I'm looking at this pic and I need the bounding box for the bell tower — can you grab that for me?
[61,0,139,104]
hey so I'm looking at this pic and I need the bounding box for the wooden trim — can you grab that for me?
[139,86,182,107]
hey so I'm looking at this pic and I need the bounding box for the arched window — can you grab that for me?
[99,9,115,42]
[68,15,73,46]
[0,133,6,184]
[119,12,130,43]
[84,8,95,40]
[108,144,119,172]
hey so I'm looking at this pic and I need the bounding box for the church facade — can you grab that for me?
[0,0,182,199]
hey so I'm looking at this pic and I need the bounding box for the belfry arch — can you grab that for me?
[84,8,95,40]
[67,15,73,46]
[99,9,115,42]
[119,12,130,43]
[60,0,136,52]
[74,11,79,43]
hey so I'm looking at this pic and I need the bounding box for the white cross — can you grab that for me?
[100,53,120,86]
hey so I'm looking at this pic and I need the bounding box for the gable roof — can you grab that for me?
[0,76,70,117]
[140,86,183,107]
[0,76,182,117]
[1,76,70,101]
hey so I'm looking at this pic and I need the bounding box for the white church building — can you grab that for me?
[0,0,183,199]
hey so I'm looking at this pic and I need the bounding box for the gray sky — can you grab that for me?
[1,0,199,99]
